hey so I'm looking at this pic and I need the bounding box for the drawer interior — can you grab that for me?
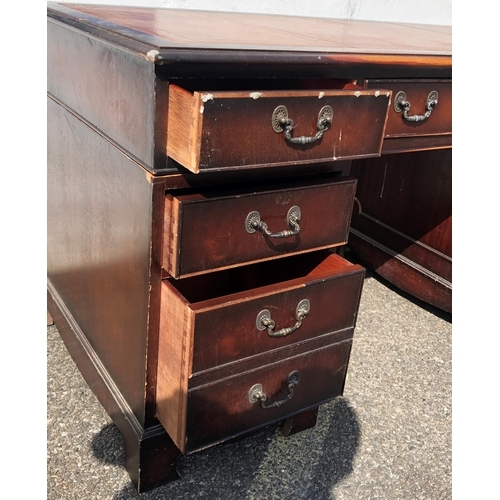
[165,250,354,306]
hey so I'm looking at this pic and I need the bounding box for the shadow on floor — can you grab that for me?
[90,398,360,499]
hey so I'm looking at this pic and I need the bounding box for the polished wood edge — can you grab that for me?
[348,229,451,313]
[47,280,182,491]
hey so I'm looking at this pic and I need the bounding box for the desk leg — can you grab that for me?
[281,407,319,437]
[47,286,182,493]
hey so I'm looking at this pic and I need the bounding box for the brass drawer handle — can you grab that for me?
[272,105,333,144]
[394,90,439,122]
[249,371,301,409]
[256,299,310,338]
[245,205,301,238]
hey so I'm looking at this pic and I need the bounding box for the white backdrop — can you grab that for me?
[57,0,452,26]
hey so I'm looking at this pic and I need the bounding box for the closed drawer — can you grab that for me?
[184,340,352,452]
[365,79,451,138]
[156,251,364,452]
[167,84,391,173]
[163,176,357,279]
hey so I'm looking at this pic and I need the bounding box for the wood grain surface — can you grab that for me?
[51,3,451,55]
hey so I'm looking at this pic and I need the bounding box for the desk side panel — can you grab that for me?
[47,18,156,168]
[47,97,154,424]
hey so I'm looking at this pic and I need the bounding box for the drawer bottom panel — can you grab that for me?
[184,339,352,453]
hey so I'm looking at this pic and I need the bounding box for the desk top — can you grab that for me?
[48,3,451,73]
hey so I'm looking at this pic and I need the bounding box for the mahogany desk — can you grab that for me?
[47,4,451,492]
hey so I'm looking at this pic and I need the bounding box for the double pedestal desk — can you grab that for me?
[47,4,451,492]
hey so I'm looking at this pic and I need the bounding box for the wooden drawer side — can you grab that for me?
[163,194,182,279]
[167,84,203,172]
[157,282,195,450]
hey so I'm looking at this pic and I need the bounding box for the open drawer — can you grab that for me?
[163,175,357,279]
[167,84,391,173]
[156,251,365,452]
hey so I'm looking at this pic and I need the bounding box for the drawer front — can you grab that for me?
[365,79,451,138]
[163,177,357,279]
[167,85,391,173]
[184,340,352,452]
[189,257,364,373]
